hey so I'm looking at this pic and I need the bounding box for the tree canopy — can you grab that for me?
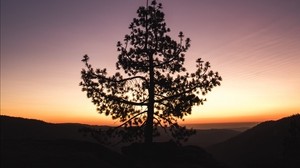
[80,0,222,144]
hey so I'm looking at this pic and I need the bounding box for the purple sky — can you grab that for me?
[1,0,300,124]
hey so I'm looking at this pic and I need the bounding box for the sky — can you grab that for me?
[1,0,300,125]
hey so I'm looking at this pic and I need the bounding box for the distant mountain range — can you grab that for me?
[0,115,240,148]
[184,122,258,132]
[1,114,299,168]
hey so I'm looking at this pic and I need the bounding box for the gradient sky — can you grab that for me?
[1,0,300,125]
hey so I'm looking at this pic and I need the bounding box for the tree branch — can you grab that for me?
[153,116,167,131]
[111,96,148,106]
[114,111,147,129]
[96,74,149,86]
[155,85,198,103]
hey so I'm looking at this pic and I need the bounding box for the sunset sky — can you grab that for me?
[1,0,300,125]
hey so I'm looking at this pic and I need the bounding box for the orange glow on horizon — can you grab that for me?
[2,106,299,126]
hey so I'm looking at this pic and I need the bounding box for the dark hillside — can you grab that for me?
[0,115,240,148]
[1,139,130,168]
[0,115,229,168]
[0,115,95,141]
[208,114,300,168]
[0,116,131,168]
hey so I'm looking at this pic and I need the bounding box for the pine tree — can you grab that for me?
[80,0,222,144]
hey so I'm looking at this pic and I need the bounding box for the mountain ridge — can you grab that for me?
[1,115,228,168]
[0,115,240,148]
[207,114,300,168]
[2,114,299,168]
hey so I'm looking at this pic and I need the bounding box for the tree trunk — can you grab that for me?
[144,2,154,144]
[145,52,154,144]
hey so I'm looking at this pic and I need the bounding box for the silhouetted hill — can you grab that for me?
[0,115,240,148]
[208,114,300,168]
[0,115,96,142]
[1,139,131,168]
[0,115,229,168]
[122,141,227,168]
[0,116,131,168]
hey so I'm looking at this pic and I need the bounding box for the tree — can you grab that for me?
[80,0,222,144]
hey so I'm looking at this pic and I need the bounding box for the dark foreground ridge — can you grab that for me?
[208,114,300,168]
[1,139,129,168]
[1,114,299,168]
[0,115,227,168]
[122,141,227,168]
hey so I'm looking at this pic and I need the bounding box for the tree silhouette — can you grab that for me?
[80,0,222,144]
